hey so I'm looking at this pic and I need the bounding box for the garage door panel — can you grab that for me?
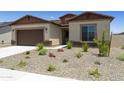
[17,30,43,46]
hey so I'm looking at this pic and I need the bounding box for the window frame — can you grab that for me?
[80,24,97,41]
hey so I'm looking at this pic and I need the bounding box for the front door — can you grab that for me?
[81,24,96,41]
[62,30,69,44]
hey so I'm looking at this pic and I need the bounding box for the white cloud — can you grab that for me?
[50,16,55,19]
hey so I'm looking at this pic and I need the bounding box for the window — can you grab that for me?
[81,24,96,41]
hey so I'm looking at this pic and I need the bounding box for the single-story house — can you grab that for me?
[0,12,114,46]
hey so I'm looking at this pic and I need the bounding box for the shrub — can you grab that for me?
[47,64,56,72]
[83,42,88,52]
[94,31,109,57]
[121,45,124,49]
[36,43,44,51]
[17,60,27,68]
[58,48,64,52]
[76,52,83,58]
[66,41,72,49]
[0,60,3,63]
[49,52,56,58]
[1,40,4,44]
[117,53,124,61]
[94,61,101,65]
[25,56,30,59]
[10,68,15,70]
[38,49,47,55]
[25,51,30,55]
[88,68,100,78]
[63,59,68,63]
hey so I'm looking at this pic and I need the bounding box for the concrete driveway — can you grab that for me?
[0,45,66,59]
[0,46,36,59]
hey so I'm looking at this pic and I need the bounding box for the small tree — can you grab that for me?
[94,31,110,57]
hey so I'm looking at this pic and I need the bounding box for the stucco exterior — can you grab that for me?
[69,20,111,42]
[11,19,111,45]
[49,23,61,45]
[0,26,12,44]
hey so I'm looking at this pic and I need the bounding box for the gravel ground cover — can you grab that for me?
[0,47,124,81]
[111,35,124,47]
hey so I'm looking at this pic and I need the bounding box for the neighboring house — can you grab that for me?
[0,22,12,44]
[0,12,114,46]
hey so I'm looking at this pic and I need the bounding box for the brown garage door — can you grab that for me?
[17,30,44,46]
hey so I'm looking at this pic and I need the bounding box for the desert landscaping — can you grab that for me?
[0,35,124,81]
[111,34,124,47]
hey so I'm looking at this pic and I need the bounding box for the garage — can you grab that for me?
[17,29,44,46]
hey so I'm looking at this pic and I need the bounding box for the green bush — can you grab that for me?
[17,60,27,68]
[47,64,56,72]
[121,45,124,49]
[99,43,109,57]
[1,40,4,44]
[38,49,47,55]
[76,52,83,58]
[25,56,30,59]
[94,61,101,65]
[0,60,3,63]
[36,43,44,51]
[63,59,68,63]
[66,41,72,49]
[94,31,109,57]
[25,51,30,55]
[10,68,15,70]
[117,53,124,61]
[88,68,100,78]
[83,42,88,52]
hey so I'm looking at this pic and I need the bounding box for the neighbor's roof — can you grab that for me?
[59,14,77,19]
[50,20,61,25]
[10,15,61,26]
[51,20,61,24]
[68,12,114,22]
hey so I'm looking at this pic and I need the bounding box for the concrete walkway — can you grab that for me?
[0,45,66,59]
[46,45,66,49]
[0,46,36,59]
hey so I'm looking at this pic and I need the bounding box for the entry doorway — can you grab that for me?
[62,29,69,45]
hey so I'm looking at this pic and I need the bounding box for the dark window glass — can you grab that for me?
[81,24,96,41]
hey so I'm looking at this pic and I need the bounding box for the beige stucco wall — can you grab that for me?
[69,20,111,42]
[49,23,61,45]
[0,26,12,44]
[0,31,12,44]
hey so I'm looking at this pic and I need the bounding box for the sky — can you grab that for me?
[0,11,123,33]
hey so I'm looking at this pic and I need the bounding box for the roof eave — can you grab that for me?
[10,15,61,26]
